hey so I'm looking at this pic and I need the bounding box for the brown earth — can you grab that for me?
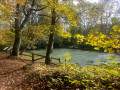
[0,53,28,90]
[0,52,59,90]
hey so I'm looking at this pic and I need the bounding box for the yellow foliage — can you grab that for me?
[86,25,120,53]
[75,34,85,43]
[0,29,13,45]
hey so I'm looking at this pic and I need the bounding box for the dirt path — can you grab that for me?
[0,53,27,90]
[0,53,58,90]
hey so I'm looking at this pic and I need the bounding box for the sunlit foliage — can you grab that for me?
[76,34,85,43]
[0,29,14,45]
[0,31,8,45]
[24,52,120,89]
[86,25,120,53]
[0,0,26,24]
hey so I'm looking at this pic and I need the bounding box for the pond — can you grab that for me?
[30,48,120,66]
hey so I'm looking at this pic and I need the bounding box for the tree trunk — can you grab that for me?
[11,0,35,56]
[11,4,20,56]
[20,43,30,55]
[100,16,103,33]
[45,8,56,65]
[45,32,55,65]
[12,30,21,56]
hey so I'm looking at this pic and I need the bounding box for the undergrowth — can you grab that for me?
[20,53,120,89]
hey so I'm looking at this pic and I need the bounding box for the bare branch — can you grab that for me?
[31,6,47,11]
[38,14,51,18]
[20,0,35,30]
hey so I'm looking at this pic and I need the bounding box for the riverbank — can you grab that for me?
[29,48,120,66]
[0,52,120,89]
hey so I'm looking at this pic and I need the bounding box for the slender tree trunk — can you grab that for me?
[100,16,103,33]
[20,43,30,55]
[45,8,56,65]
[11,4,20,56]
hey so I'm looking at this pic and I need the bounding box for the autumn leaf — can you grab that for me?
[8,13,11,16]
[94,47,100,50]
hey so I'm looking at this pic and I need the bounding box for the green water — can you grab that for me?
[30,48,120,66]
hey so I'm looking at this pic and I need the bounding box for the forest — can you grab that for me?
[0,0,120,89]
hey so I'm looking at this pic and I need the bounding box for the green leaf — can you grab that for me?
[108,86,113,88]
[113,59,117,65]
[111,17,117,23]
[94,47,100,50]
[86,42,90,44]
[112,25,120,31]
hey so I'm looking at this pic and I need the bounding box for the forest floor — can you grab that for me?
[0,52,28,90]
[0,52,48,90]
[1,52,120,89]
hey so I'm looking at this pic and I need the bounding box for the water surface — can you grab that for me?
[30,48,120,66]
